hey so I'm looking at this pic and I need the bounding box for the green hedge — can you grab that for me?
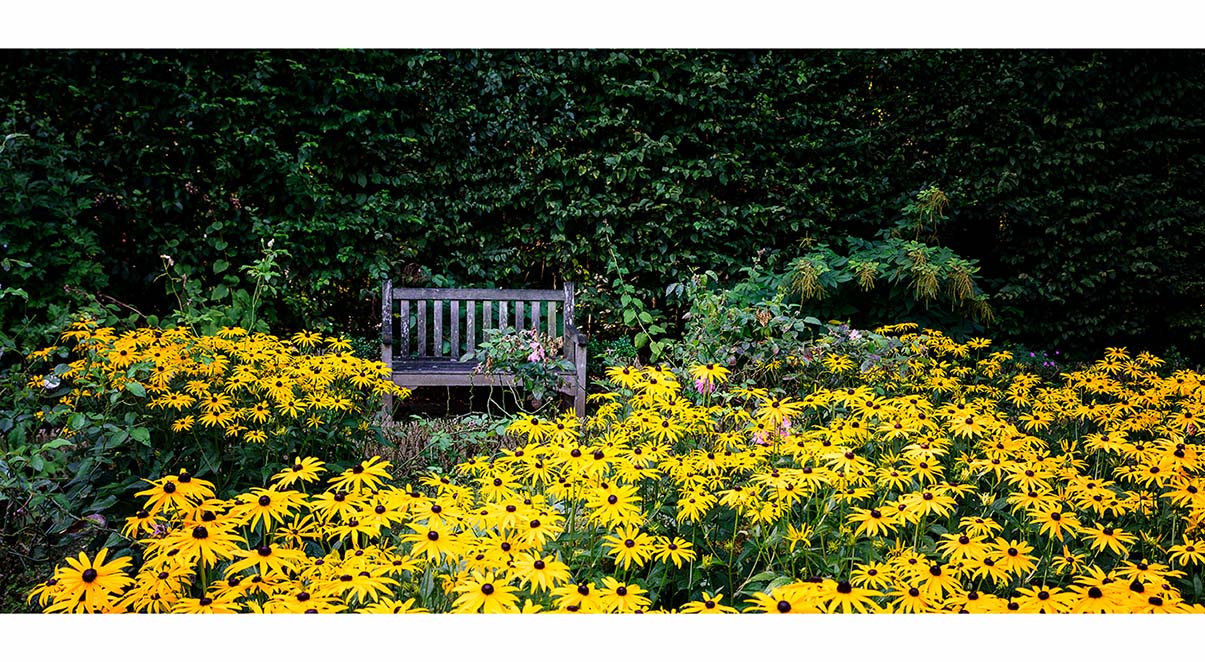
[2,50,1202,361]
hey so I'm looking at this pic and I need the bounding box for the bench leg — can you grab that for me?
[574,365,587,420]
[381,392,394,423]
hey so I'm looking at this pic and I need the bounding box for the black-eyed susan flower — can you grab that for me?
[886,584,931,613]
[163,521,244,567]
[680,591,738,614]
[450,571,519,613]
[135,470,214,515]
[41,549,132,613]
[552,581,605,613]
[586,482,643,528]
[1167,536,1205,567]
[598,576,651,613]
[846,506,898,538]
[991,537,1037,578]
[402,521,463,562]
[1080,524,1137,557]
[1014,584,1074,613]
[651,535,696,568]
[512,553,571,593]
[822,580,882,613]
[603,525,655,570]
[271,456,327,488]
[171,593,240,614]
[356,597,429,614]
[224,542,308,577]
[328,456,393,493]
[235,487,306,531]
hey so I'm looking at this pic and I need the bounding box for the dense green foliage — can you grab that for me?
[3,50,1203,361]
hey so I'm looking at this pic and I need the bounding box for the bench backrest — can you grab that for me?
[381,281,580,363]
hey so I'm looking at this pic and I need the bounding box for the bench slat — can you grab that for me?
[400,300,411,358]
[433,300,443,357]
[417,301,427,358]
[548,301,556,338]
[499,301,508,331]
[514,299,523,330]
[466,301,476,355]
[450,300,460,359]
[483,301,493,333]
[390,287,565,301]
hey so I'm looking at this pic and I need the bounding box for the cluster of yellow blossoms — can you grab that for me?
[29,325,1205,613]
[30,319,407,446]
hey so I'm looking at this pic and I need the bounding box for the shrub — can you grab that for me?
[465,327,574,413]
[21,318,408,505]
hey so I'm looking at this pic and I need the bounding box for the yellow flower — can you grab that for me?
[41,548,132,613]
[451,571,520,613]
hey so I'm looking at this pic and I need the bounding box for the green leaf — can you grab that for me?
[130,427,151,445]
[124,381,146,397]
[634,332,649,349]
[747,571,778,583]
[213,259,230,274]
[88,495,118,513]
[623,309,636,325]
[68,413,87,431]
[638,311,653,324]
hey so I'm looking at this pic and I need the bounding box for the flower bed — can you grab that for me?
[28,325,1205,613]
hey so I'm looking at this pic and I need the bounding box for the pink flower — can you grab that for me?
[694,378,715,395]
[527,342,545,363]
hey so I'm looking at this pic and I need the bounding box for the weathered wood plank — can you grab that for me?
[400,300,411,358]
[466,302,476,354]
[563,282,576,362]
[547,301,556,338]
[416,301,427,358]
[450,300,460,359]
[390,287,565,301]
[381,280,393,418]
[514,299,523,330]
[433,300,443,357]
[381,279,393,347]
[499,301,508,330]
[483,301,493,332]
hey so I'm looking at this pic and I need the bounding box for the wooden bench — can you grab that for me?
[380,281,587,417]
